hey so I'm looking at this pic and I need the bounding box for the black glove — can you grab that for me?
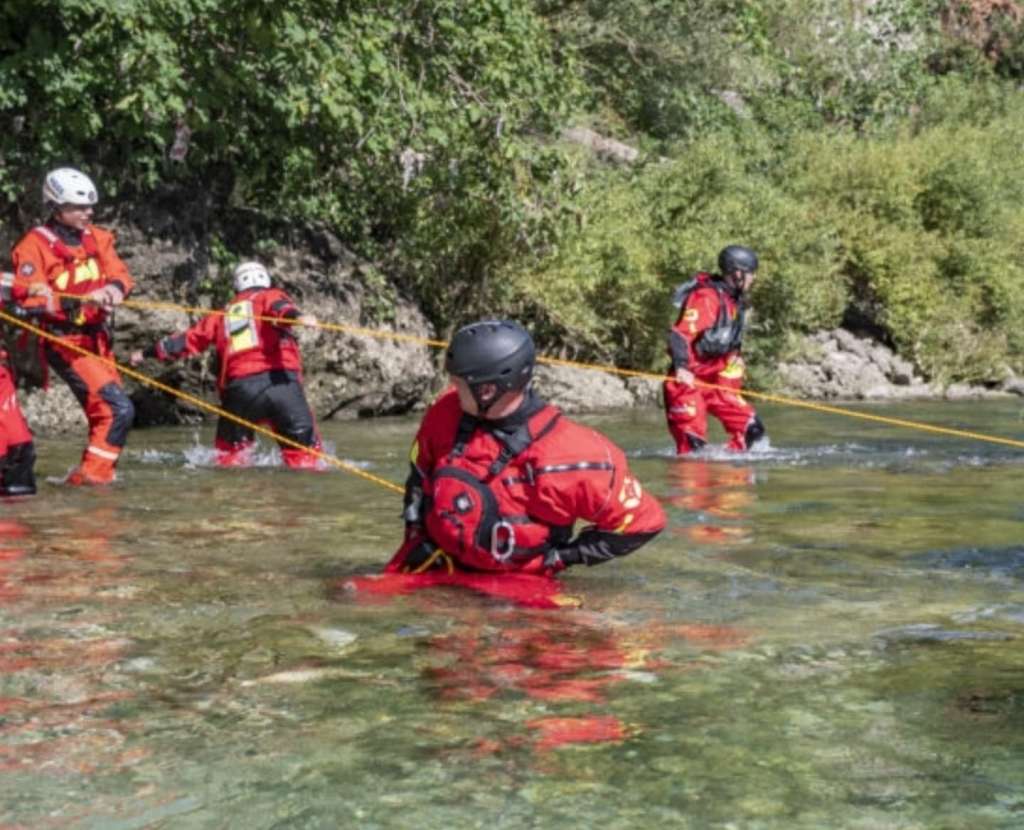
[399,530,454,574]
[543,528,659,570]
[543,545,583,571]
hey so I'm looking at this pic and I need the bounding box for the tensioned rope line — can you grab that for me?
[81,292,1024,452]
[0,307,404,494]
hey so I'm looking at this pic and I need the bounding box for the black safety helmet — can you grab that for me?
[718,245,759,275]
[446,319,535,410]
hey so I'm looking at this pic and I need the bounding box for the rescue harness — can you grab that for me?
[672,272,746,358]
[425,404,580,571]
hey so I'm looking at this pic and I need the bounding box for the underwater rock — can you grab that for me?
[912,546,1024,581]
[872,623,1014,643]
[953,605,1024,625]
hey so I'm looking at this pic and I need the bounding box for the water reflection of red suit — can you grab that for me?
[425,610,652,705]
[0,507,129,608]
[419,606,753,755]
[0,518,30,603]
[665,460,755,545]
[0,510,141,777]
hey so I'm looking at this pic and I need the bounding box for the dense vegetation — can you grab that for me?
[3,0,1024,383]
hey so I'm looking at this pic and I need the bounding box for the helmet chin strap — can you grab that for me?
[471,384,499,414]
[724,271,750,299]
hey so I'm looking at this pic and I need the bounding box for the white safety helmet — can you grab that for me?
[42,167,98,208]
[233,261,272,292]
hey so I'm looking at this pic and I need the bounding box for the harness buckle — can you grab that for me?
[490,519,516,562]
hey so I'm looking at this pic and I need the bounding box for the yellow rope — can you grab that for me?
[0,308,404,494]
[94,292,1024,452]
[535,355,1024,450]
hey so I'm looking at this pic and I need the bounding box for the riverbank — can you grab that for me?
[4,215,1022,437]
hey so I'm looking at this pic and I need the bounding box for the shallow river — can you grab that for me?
[1,399,1022,829]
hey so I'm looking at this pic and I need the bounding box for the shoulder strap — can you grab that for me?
[31,226,71,263]
[450,413,478,459]
[31,225,97,264]
[81,227,100,257]
[671,276,699,309]
[486,407,562,479]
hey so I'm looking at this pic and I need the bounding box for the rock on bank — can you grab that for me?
[2,214,437,434]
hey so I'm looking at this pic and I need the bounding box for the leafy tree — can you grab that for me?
[0,0,580,324]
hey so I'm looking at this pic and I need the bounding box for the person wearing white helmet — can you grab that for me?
[10,167,135,486]
[130,261,323,469]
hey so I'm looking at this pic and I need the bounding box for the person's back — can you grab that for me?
[132,261,321,469]
[388,320,665,575]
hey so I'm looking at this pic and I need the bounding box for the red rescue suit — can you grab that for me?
[1,273,36,496]
[386,388,665,574]
[11,223,135,484]
[664,273,760,454]
[144,287,321,468]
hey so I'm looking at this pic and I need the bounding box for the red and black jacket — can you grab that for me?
[145,287,304,389]
[668,272,746,377]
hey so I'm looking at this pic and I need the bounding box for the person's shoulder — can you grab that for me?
[537,409,621,456]
[417,386,462,436]
[424,385,461,418]
[251,286,287,306]
[12,226,45,252]
[87,224,117,244]
[690,274,721,297]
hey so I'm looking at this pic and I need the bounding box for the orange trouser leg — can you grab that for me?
[0,363,32,447]
[704,376,758,451]
[663,379,707,454]
[47,343,134,483]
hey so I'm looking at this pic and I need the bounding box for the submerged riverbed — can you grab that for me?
[2,399,1022,828]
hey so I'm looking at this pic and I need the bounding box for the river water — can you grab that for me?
[1,399,1022,829]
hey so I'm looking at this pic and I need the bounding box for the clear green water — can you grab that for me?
[1,400,1022,829]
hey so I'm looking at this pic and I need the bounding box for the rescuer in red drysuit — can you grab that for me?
[385,319,666,575]
[0,272,36,496]
[10,168,135,485]
[663,244,766,454]
[130,261,322,469]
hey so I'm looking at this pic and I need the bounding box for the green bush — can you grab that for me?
[0,0,580,316]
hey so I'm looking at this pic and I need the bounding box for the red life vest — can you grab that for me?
[215,288,304,387]
[425,405,572,572]
[30,225,106,327]
[671,272,746,358]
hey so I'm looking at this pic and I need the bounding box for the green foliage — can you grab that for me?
[511,90,1024,383]
[4,0,1024,390]
[516,133,847,370]
[541,0,946,144]
[541,0,742,142]
[0,0,580,318]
